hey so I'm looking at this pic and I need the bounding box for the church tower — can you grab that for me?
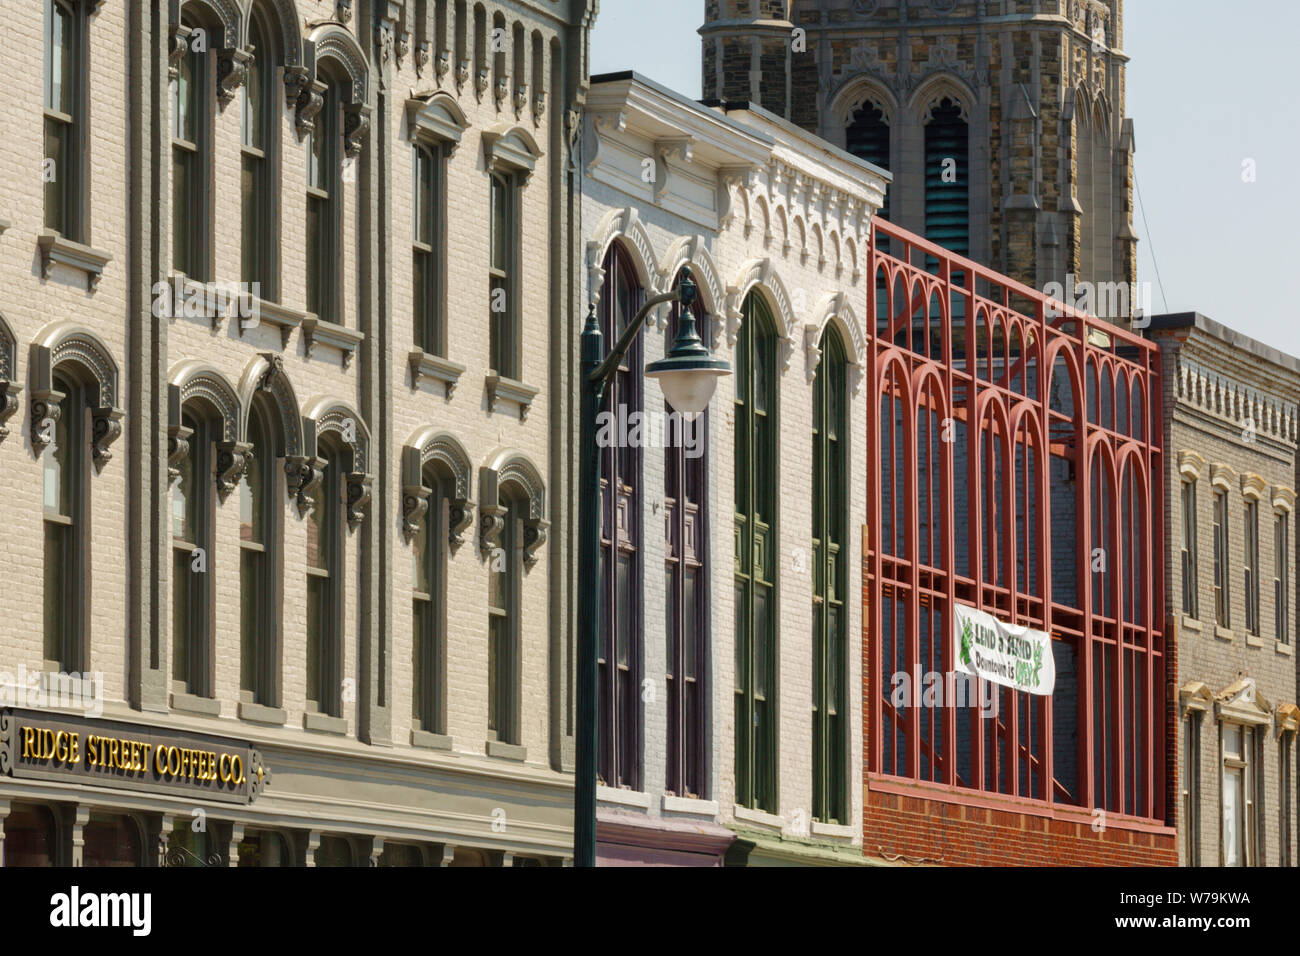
[701,1,1138,313]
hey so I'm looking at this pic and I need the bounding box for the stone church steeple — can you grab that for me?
[702,1,1137,315]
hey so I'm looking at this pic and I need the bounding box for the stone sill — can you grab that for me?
[1246,634,1265,649]
[411,729,454,751]
[0,218,10,235]
[811,820,856,840]
[303,711,348,735]
[1181,616,1202,633]
[237,701,287,726]
[597,785,653,810]
[303,315,364,369]
[662,794,719,817]
[1277,641,1293,657]
[485,373,539,421]
[485,739,527,762]
[732,805,784,832]
[409,349,466,396]
[170,692,221,717]
[1215,626,1235,643]
[243,295,307,348]
[37,229,111,291]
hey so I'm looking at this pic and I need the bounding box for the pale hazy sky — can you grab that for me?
[591,1,1300,356]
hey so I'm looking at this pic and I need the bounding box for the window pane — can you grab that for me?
[306,576,323,704]
[172,547,191,682]
[306,195,322,316]
[490,176,507,271]
[684,569,698,680]
[1224,723,1242,756]
[240,550,260,692]
[47,0,73,114]
[173,150,192,274]
[43,117,68,234]
[242,47,262,148]
[616,552,630,667]
[241,154,260,285]
[1224,768,1241,866]
[44,522,66,662]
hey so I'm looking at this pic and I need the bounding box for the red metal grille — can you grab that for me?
[865,218,1166,824]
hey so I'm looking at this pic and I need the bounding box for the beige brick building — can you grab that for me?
[581,72,887,864]
[700,0,1137,306]
[0,0,595,866]
[1151,313,1300,867]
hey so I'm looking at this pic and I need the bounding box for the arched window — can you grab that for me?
[45,0,86,240]
[43,371,88,670]
[240,397,280,706]
[734,290,777,812]
[314,835,354,867]
[236,828,291,866]
[665,272,709,800]
[413,465,449,735]
[812,325,847,823]
[172,407,216,697]
[242,2,279,296]
[306,68,343,323]
[596,243,642,790]
[4,803,59,866]
[488,170,520,378]
[488,486,524,746]
[306,442,347,718]
[924,97,969,258]
[845,100,890,225]
[172,9,212,279]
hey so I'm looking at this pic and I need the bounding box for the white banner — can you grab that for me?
[953,605,1055,696]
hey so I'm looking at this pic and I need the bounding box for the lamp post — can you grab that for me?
[575,267,729,867]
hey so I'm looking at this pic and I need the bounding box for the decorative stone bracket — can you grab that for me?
[401,484,429,542]
[346,471,372,530]
[215,440,253,500]
[216,47,253,109]
[285,455,325,517]
[89,406,124,472]
[522,517,548,565]
[478,501,505,558]
[0,380,21,442]
[167,419,193,485]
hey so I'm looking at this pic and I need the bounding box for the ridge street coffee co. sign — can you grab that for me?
[0,709,270,805]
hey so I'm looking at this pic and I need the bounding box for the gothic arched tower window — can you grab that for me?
[924,97,970,259]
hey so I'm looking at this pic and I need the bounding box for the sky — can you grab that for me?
[590,0,1300,356]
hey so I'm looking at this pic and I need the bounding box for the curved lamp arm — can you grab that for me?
[588,288,681,391]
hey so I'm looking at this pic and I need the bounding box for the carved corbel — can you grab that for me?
[346,472,373,530]
[30,388,63,454]
[284,65,311,112]
[0,380,21,442]
[532,91,545,126]
[91,406,124,472]
[479,502,506,558]
[396,30,411,67]
[512,83,528,118]
[257,353,285,392]
[285,455,325,517]
[522,517,548,565]
[373,18,395,70]
[343,103,371,157]
[803,324,823,384]
[216,48,253,109]
[475,67,489,102]
[415,41,431,78]
[448,497,474,548]
[718,166,756,230]
[167,420,194,485]
[401,483,431,543]
[335,0,353,26]
[654,136,694,203]
[215,440,252,500]
[494,74,510,111]
[455,57,470,92]
[294,78,328,139]
[168,23,192,81]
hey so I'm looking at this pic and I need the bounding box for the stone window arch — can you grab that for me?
[479,448,546,565]
[300,396,372,529]
[402,427,474,547]
[30,322,123,470]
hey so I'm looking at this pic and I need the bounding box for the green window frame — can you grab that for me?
[241,4,278,297]
[172,409,214,697]
[488,171,519,380]
[240,399,280,706]
[44,0,85,240]
[1213,489,1229,628]
[488,490,523,745]
[306,445,346,717]
[413,140,446,356]
[812,326,847,824]
[171,13,211,280]
[413,472,447,733]
[734,291,778,812]
[306,79,342,324]
[43,371,88,670]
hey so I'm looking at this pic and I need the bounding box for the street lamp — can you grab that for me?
[575,267,729,867]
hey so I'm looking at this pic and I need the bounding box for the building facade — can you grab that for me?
[0,0,597,866]
[700,0,1137,303]
[581,72,888,865]
[1150,313,1300,867]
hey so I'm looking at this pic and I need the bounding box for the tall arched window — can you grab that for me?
[172,9,212,279]
[306,69,343,323]
[307,442,347,718]
[240,398,280,706]
[924,97,969,258]
[846,100,890,225]
[413,140,446,354]
[488,170,520,378]
[413,467,449,735]
[734,290,778,812]
[242,3,279,296]
[44,371,88,670]
[665,270,709,799]
[45,0,85,240]
[596,243,642,789]
[488,487,524,746]
[812,325,847,823]
[172,407,215,697]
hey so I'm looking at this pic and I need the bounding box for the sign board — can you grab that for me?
[953,605,1056,696]
[0,709,270,805]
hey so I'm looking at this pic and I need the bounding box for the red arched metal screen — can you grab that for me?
[865,218,1166,825]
